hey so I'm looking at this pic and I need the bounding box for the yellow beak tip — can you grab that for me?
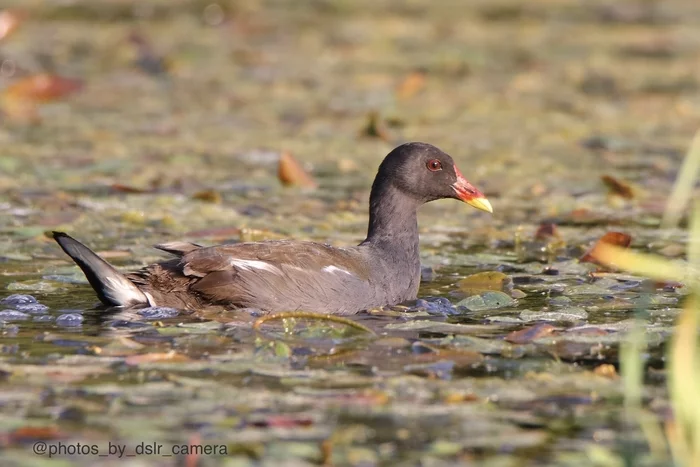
[467,197,493,214]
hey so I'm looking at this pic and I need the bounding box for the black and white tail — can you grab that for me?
[52,232,149,307]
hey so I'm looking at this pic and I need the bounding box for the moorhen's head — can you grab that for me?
[374,142,492,213]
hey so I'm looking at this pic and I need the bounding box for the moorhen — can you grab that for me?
[53,142,492,314]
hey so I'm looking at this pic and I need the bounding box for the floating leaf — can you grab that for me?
[110,183,152,194]
[125,351,191,366]
[534,223,560,240]
[396,69,427,100]
[506,323,556,344]
[601,175,635,199]
[192,189,222,203]
[278,151,317,188]
[580,231,632,265]
[9,426,64,444]
[3,74,83,102]
[594,364,618,379]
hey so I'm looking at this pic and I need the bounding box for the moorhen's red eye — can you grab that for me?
[427,159,442,172]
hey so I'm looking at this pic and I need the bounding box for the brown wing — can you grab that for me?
[181,240,372,310]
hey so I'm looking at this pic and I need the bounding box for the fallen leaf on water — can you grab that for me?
[278,151,317,188]
[396,69,427,99]
[110,183,153,194]
[645,279,684,290]
[125,351,191,366]
[192,189,222,203]
[8,426,64,445]
[601,174,635,199]
[0,9,23,41]
[3,74,83,102]
[580,231,633,265]
[360,111,391,141]
[534,223,560,240]
[457,271,512,295]
[443,392,480,404]
[1,74,83,123]
[506,323,557,344]
[556,208,611,225]
[593,363,618,379]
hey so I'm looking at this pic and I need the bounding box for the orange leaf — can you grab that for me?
[505,323,556,344]
[278,151,317,188]
[10,426,64,444]
[601,175,634,199]
[4,74,83,102]
[396,69,427,100]
[593,363,618,379]
[580,231,632,265]
[125,352,190,366]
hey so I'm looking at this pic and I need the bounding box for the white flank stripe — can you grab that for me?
[144,292,157,306]
[231,259,281,273]
[104,276,145,304]
[322,265,353,276]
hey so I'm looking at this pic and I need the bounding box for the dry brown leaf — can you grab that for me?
[580,231,632,265]
[396,69,427,99]
[278,151,317,188]
[125,351,191,366]
[534,223,560,240]
[505,323,556,344]
[110,183,152,194]
[1,74,83,123]
[601,174,634,199]
[192,190,222,204]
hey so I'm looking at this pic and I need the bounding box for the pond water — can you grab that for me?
[1,0,698,465]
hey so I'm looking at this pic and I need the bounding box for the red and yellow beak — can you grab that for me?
[452,166,493,213]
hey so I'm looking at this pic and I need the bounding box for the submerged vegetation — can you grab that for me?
[1,0,699,466]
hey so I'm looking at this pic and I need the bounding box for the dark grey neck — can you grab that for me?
[361,182,421,253]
